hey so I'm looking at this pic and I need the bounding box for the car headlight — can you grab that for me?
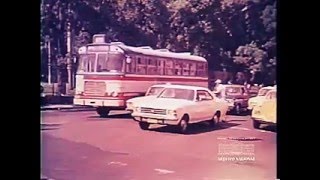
[253,109,261,115]
[134,106,141,112]
[167,109,177,116]
[226,99,234,103]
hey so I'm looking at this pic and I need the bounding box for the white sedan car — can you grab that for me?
[126,84,171,112]
[131,85,229,133]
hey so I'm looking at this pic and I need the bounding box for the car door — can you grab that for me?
[195,90,216,120]
[260,91,277,123]
[241,87,249,107]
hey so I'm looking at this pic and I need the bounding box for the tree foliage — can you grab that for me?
[41,0,277,84]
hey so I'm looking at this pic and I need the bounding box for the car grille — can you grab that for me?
[140,107,166,115]
[250,102,257,106]
[84,81,106,96]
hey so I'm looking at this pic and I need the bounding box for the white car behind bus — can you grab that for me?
[126,84,171,112]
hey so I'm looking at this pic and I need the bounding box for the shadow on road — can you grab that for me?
[227,119,248,122]
[226,111,251,116]
[41,123,61,131]
[259,125,277,133]
[59,109,95,112]
[150,121,241,135]
[87,113,132,120]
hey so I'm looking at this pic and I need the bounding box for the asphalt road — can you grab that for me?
[41,110,277,180]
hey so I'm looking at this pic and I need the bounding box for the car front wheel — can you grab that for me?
[235,104,241,115]
[211,111,221,127]
[179,117,189,134]
[253,119,261,129]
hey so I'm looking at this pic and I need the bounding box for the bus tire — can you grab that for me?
[139,122,150,130]
[97,107,110,118]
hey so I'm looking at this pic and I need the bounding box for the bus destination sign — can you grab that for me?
[87,46,109,52]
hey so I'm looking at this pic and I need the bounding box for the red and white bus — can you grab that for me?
[74,34,209,117]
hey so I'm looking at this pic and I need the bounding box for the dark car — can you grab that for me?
[40,85,46,106]
[213,84,250,115]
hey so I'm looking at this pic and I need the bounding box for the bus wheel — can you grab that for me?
[139,122,150,130]
[97,107,110,118]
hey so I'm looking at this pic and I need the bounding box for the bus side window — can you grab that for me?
[157,59,165,75]
[126,55,136,74]
[189,62,196,76]
[196,63,206,76]
[182,62,190,76]
[205,63,208,76]
[174,60,182,75]
[136,57,146,75]
[165,59,174,75]
[147,58,157,75]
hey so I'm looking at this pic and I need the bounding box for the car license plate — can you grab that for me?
[142,118,158,123]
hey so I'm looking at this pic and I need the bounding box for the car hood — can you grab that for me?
[127,96,157,103]
[136,98,194,110]
[249,96,264,103]
[225,94,248,99]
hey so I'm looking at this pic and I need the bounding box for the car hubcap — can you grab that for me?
[181,120,187,131]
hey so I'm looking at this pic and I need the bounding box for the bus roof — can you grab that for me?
[86,42,207,62]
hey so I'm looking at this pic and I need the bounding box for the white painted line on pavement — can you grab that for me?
[40,121,67,125]
[154,168,175,174]
[257,129,274,133]
[41,174,55,180]
[230,127,250,131]
[107,161,128,166]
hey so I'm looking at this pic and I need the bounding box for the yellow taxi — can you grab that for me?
[248,86,276,111]
[251,89,276,129]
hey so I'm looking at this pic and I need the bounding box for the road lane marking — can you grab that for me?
[154,168,175,174]
[257,129,274,133]
[230,127,250,131]
[41,174,55,180]
[41,121,66,125]
[107,161,128,166]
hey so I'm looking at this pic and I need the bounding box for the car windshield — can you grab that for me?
[146,87,165,96]
[268,91,277,99]
[158,88,195,101]
[77,53,124,73]
[225,87,243,95]
[258,89,272,96]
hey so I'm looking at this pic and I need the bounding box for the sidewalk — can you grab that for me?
[41,104,95,111]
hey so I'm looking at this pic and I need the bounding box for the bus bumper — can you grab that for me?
[73,98,125,107]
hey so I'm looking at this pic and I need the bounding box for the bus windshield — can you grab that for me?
[77,53,124,73]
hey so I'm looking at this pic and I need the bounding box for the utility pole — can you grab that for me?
[46,36,52,84]
[66,21,72,89]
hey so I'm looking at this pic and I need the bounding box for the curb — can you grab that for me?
[40,105,95,111]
